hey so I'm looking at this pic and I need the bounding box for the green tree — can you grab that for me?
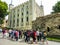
[52,1,60,13]
[0,0,8,24]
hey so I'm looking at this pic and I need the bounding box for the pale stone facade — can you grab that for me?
[8,0,44,30]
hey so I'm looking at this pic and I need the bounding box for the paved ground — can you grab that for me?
[0,33,60,45]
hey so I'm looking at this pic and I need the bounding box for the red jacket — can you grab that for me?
[33,31,36,38]
[15,31,19,37]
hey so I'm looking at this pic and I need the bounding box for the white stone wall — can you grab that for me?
[8,0,44,30]
[35,3,44,17]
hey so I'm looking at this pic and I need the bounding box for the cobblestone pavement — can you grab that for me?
[0,33,60,45]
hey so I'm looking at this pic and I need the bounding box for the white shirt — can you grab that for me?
[36,31,39,36]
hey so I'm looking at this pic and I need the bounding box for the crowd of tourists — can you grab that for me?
[1,28,48,44]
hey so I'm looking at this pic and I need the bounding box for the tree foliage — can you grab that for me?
[52,1,60,13]
[0,0,8,24]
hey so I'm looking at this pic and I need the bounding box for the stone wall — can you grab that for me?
[32,13,60,35]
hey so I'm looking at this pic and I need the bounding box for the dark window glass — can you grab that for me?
[27,11,28,14]
[26,5,28,9]
[14,20,15,23]
[17,19,19,26]
[21,18,23,22]
[22,13,23,16]
[14,15,15,17]
[26,17,28,22]
[18,14,19,17]
[27,6,28,8]
[22,8,24,11]
[57,25,60,29]
[13,20,15,27]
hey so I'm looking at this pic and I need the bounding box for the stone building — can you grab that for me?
[8,0,44,30]
[32,13,60,35]
[2,20,8,27]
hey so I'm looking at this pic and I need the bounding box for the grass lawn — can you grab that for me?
[47,37,60,42]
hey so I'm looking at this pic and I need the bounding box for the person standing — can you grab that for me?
[33,30,37,43]
[39,31,42,41]
[2,29,5,38]
[9,29,12,38]
[15,30,19,41]
[36,30,40,41]
[41,31,48,45]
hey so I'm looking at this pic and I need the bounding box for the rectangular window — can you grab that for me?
[13,20,15,27]
[22,12,23,16]
[26,17,28,22]
[21,18,23,22]
[18,14,19,17]
[13,10,15,14]
[18,9,19,12]
[13,15,15,18]
[21,8,24,11]
[27,6,28,8]
[26,11,28,14]
[13,15,15,20]
[26,5,28,9]
[17,19,19,26]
